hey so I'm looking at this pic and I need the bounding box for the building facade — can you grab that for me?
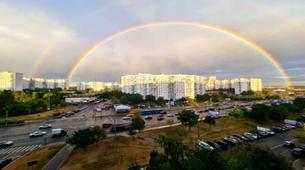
[23,78,68,90]
[233,78,263,95]
[0,71,23,91]
[69,81,121,91]
[121,74,206,100]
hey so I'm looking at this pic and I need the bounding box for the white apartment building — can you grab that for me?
[0,71,23,91]
[23,78,68,89]
[70,81,121,91]
[233,78,263,95]
[121,74,206,100]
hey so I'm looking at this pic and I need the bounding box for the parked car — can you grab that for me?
[144,116,153,120]
[29,131,46,138]
[234,134,249,142]
[102,123,112,129]
[0,141,13,148]
[224,137,238,145]
[167,113,174,117]
[39,123,52,129]
[214,140,229,149]
[243,132,258,140]
[291,147,305,157]
[271,126,284,133]
[230,136,243,143]
[283,141,295,148]
[122,116,132,121]
[196,140,214,151]
[157,115,165,121]
[206,141,221,150]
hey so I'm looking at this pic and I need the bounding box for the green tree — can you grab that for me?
[229,108,244,118]
[120,95,129,104]
[128,94,144,105]
[156,97,166,106]
[225,144,292,170]
[294,97,305,112]
[91,126,106,146]
[131,116,145,132]
[67,128,95,150]
[248,104,270,122]
[146,95,156,103]
[195,94,210,103]
[177,110,199,131]
[241,90,255,96]
[268,105,288,121]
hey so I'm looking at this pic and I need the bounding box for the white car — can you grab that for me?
[29,131,47,137]
[196,140,214,151]
[122,116,132,121]
[39,123,52,129]
[0,141,14,148]
[167,113,174,117]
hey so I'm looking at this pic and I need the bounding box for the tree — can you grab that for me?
[91,126,106,146]
[146,95,156,103]
[195,94,210,103]
[120,95,129,104]
[225,144,292,170]
[268,105,288,121]
[203,116,216,126]
[128,94,144,105]
[131,116,145,132]
[248,104,270,122]
[156,97,166,106]
[177,110,199,131]
[294,97,305,112]
[67,128,95,150]
[241,90,255,96]
[229,108,244,118]
[67,126,106,150]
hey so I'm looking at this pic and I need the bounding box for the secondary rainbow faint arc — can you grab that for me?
[67,21,292,87]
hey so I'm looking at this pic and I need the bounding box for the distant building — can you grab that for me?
[69,81,121,91]
[0,71,23,91]
[121,74,206,100]
[23,78,68,90]
[233,78,263,95]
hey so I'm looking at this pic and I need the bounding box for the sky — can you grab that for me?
[0,0,304,86]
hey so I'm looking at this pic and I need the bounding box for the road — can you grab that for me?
[0,101,234,161]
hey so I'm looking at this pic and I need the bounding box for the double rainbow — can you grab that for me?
[66,21,291,87]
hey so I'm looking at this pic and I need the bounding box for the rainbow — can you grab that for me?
[67,21,291,87]
[32,37,60,77]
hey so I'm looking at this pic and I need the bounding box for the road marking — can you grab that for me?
[0,144,41,155]
[271,139,297,150]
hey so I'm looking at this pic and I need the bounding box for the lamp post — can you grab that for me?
[5,110,8,126]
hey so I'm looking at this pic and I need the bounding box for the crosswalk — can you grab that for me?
[0,144,41,155]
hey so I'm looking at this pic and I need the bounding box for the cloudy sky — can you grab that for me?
[0,0,304,86]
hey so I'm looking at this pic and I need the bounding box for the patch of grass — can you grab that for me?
[61,137,159,170]
[0,106,77,122]
[5,144,64,170]
[139,117,275,146]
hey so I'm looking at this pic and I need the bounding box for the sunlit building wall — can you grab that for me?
[0,71,23,91]
[121,74,206,100]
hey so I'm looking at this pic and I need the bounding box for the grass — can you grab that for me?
[5,144,65,170]
[0,106,77,122]
[61,136,159,170]
[138,117,275,146]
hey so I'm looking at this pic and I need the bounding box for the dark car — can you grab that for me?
[224,137,238,145]
[271,127,284,133]
[161,111,167,115]
[157,115,165,121]
[0,141,13,148]
[234,134,249,142]
[214,140,229,149]
[144,116,153,120]
[283,141,295,148]
[206,141,221,150]
[102,123,112,129]
[291,148,305,157]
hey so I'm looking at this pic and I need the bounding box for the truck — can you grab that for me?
[51,128,67,138]
[140,109,164,116]
[284,119,304,128]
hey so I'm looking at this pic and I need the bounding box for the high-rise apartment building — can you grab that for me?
[0,71,23,91]
[69,81,120,91]
[233,78,263,95]
[23,78,68,90]
[121,74,206,100]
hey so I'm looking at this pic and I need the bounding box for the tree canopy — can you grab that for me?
[177,110,199,131]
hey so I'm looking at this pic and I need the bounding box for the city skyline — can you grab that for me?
[0,1,304,86]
